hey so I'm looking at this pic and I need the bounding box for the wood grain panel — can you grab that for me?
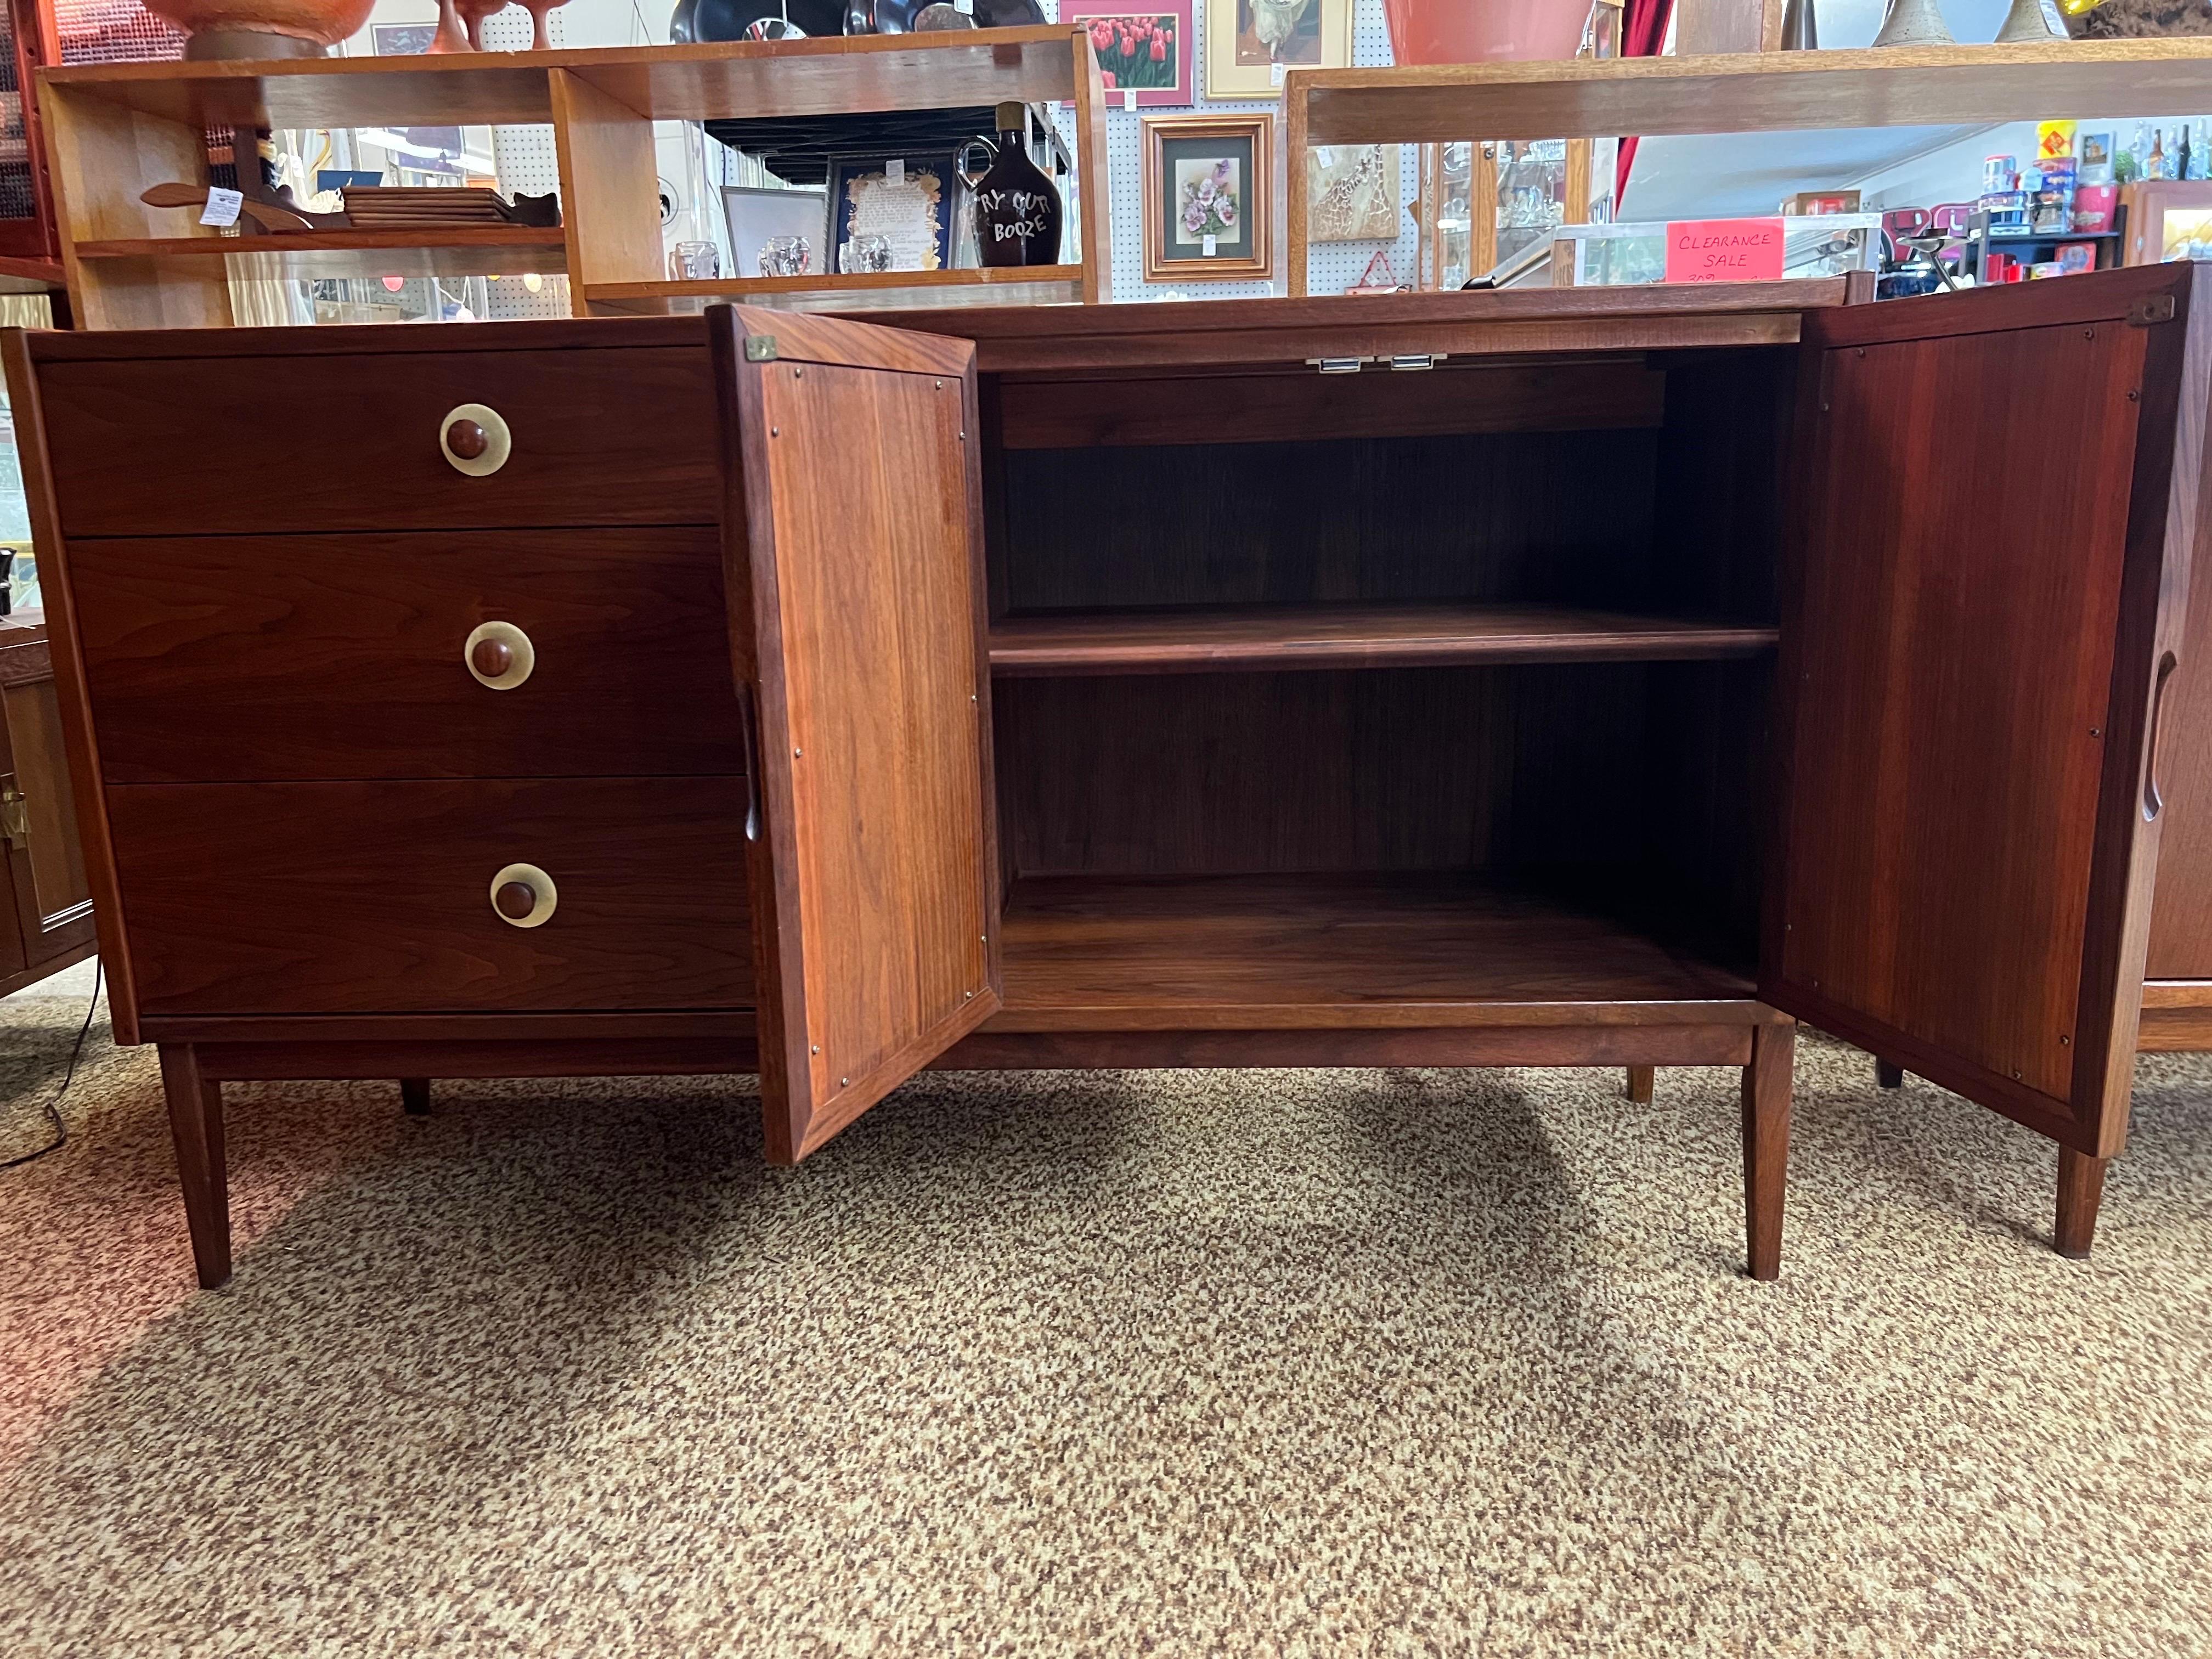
[1773,317,2147,1108]
[1,674,93,955]
[717,307,998,1164]
[998,430,1660,613]
[109,778,752,1015]
[943,1023,1762,1070]
[69,528,742,782]
[995,360,1666,450]
[992,873,1758,1030]
[37,347,717,537]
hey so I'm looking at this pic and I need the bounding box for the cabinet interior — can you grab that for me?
[978,345,1797,1019]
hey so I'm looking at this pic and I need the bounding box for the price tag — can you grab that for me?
[1271,61,1285,87]
[199,186,243,228]
[1124,88,1137,113]
[886,158,905,186]
[1203,233,1217,256]
[955,0,973,10]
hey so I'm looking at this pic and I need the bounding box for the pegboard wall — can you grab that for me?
[484,5,572,319]
[1040,0,1415,300]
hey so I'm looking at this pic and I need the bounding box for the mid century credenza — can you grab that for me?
[6,266,2207,1289]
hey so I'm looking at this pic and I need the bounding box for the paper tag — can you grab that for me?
[1124,88,1138,112]
[1271,61,1285,87]
[199,186,243,228]
[1662,217,1786,284]
[887,158,905,186]
[1203,233,1217,256]
[954,0,972,10]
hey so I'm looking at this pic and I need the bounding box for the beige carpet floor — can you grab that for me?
[2,963,2210,1657]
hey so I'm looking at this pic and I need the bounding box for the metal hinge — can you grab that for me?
[744,334,780,362]
[1,783,27,850]
[2130,294,2177,327]
[1307,356,1368,374]
[1388,353,1446,371]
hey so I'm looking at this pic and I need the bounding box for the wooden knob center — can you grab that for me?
[470,637,514,678]
[446,418,489,460]
[493,880,537,919]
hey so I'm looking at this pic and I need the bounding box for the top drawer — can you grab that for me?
[36,346,719,538]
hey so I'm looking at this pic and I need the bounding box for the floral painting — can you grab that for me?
[1174,156,1241,246]
[1065,7,1192,106]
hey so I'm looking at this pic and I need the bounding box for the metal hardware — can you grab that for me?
[1307,357,1367,375]
[744,334,780,362]
[737,686,764,843]
[2146,650,2179,820]
[438,403,511,478]
[2129,294,2177,327]
[1,783,27,849]
[1387,354,1444,371]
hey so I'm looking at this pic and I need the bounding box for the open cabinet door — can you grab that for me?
[1768,267,2211,1160]
[710,306,1001,1165]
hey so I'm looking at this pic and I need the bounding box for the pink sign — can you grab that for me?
[1664,218,1787,284]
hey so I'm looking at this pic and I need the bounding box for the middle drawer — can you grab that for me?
[70,527,744,783]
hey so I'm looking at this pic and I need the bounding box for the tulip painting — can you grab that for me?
[1067,5,1191,106]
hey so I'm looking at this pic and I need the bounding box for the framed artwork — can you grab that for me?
[1205,0,1352,102]
[724,184,829,270]
[371,22,438,54]
[1308,144,1401,241]
[1142,113,1271,281]
[1064,5,1193,108]
[825,153,957,274]
[2124,180,2212,266]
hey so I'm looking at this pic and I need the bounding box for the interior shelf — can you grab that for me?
[584,264,1085,314]
[988,602,1780,677]
[992,872,1758,1030]
[74,227,568,279]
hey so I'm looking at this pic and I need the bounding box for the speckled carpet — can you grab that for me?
[2,961,2210,1658]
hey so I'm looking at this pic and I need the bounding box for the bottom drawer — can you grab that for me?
[109,778,752,1015]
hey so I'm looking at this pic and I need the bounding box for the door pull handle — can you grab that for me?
[2146,650,2179,821]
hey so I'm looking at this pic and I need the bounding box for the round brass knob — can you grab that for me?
[470,637,513,678]
[488,861,557,928]
[493,880,537,919]
[446,418,489,460]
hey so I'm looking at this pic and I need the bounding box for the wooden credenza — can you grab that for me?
[8,267,2208,1289]
[0,612,94,996]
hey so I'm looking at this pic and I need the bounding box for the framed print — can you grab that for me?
[723,184,829,268]
[1143,113,1271,281]
[825,153,957,274]
[1308,144,1401,241]
[1205,0,1352,101]
[1064,5,1193,108]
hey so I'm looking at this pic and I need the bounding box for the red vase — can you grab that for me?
[1382,0,1585,64]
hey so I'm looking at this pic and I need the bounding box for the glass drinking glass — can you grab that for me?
[758,235,812,278]
[842,233,894,274]
[667,240,721,281]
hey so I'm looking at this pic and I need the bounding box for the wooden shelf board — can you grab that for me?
[989,603,1781,677]
[586,264,1085,301]
[991,872,1760,1030]
[0,254,64,287]
[1295,41,2212,145]
[40,27,1087,131]
[74,226,568,278]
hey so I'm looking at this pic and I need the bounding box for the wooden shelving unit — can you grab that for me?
[584,262,1088,316]
[36,27,1111,329]
[1286,40,2212,296]
[989,602,1779,676]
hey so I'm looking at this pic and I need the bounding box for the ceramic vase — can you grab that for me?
[1381,0,1586,64]
[1994,0,2068,43]
[1870,0,1954,47]
[141,0,374,54]
[425,0,472,51]
[518,0,569,48]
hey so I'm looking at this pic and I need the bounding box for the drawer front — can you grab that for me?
[109,778,753,1014]
[71,528,744,783]
[39,346,716,537]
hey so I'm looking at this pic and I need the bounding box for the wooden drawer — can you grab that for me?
[109,777,753,1014]
[71,528,744,782]
[37,345,716,537]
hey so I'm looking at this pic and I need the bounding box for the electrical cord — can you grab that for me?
[0,959,104,1173]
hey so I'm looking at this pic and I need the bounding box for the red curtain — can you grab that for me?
[1615,0,1675,200]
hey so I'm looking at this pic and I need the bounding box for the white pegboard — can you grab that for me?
[483,5,572,319]
[1043,0,1411,301]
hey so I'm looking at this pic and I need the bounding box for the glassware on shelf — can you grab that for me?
[842,233,894,273]
[667,240,721,281]
[758,234,812,277]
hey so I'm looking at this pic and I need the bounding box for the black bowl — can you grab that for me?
[669,0,845,42]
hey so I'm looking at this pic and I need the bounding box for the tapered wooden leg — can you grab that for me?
[1741,1022,1795,1282]
[1625,1064,1655,1103]
[2055,1147,2108,1260]
[1875,1059,1905,1089]
[400,1078,432,1116]
[158,1044,231,1290]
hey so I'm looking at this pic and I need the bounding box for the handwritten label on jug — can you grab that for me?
[1663,217,1785,284]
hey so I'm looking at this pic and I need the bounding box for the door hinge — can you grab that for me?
[1387,353,1446,371]
[1307,356,1368,374]
[2129,294,2177,327]
[744,334,780,362]
[1,783,27,850]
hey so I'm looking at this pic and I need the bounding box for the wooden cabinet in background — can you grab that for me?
[0,612,93,994]
[7,268,2207,1292]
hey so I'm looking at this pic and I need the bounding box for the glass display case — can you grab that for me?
[1419,136,1614,291]
[1556,213,1883,289]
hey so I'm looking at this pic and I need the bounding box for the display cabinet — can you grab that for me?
[8,266,2207,1292]
[0,609,93,995]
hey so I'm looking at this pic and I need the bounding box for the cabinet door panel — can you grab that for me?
[1769,269,2207,1155]
[2,674,94,963]
[714,307,1001,1165]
